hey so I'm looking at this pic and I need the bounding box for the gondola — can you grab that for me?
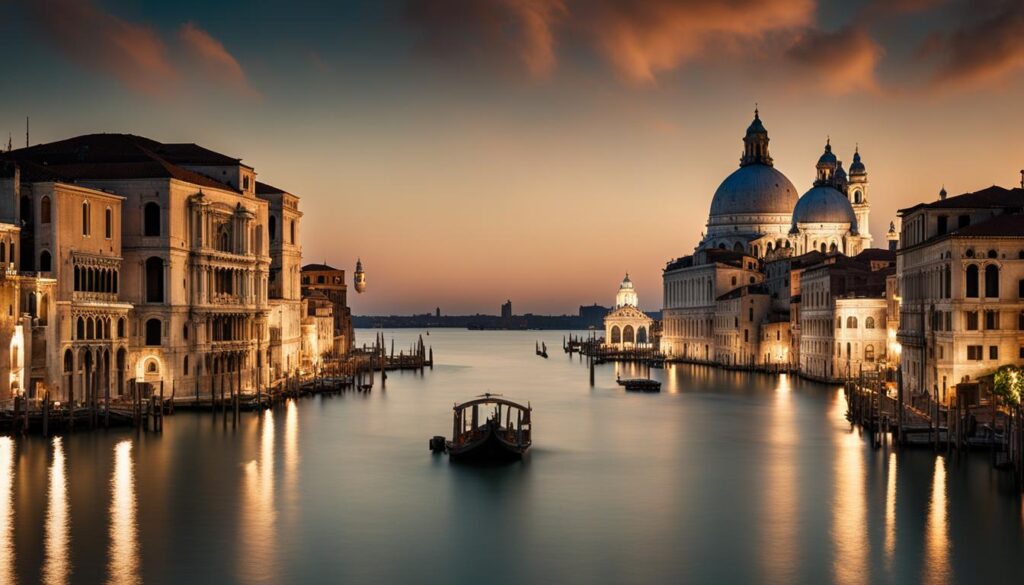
[442,394,532,462]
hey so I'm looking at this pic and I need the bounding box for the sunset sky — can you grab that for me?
[1,0,1023,315]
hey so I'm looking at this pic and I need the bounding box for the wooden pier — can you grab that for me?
[0,333,435,437]
[845,369,1024,491]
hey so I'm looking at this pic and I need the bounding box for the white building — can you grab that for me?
[604,274,653,349]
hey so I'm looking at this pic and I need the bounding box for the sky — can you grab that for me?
[1,0,1023,315]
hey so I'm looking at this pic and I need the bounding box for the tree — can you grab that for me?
[993,365,1023,406]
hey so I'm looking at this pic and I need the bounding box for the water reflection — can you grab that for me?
[0,437,14,585]
[285,400,299,504]
[922,456,949,584]
[883,452,897,570]
[43,438,70,585]
[761,374,797,584]
[832,388,867,585]
[107,440,139,585]
[240,409,277,584]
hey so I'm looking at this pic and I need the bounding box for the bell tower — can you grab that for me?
[847,146,871,247]
[740,108,773,167]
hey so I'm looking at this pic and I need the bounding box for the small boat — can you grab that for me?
[442,394,532,462]
[617,378,661,392]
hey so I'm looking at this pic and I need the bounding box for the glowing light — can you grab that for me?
[761,371,796,582]
[883,452,897,571]
[922,457,950,585]
[0,437,14,585]
[832,388,867,585]
[107,440,139,585]
[240,410,277,583]
[44,437,71,585]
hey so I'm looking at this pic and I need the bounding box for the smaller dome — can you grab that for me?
[792,186,858,230]
[849,148,866,175]
[619,273,633,289]
[834,162,847,181]
[817,139,837,167]
[746,109,767,135]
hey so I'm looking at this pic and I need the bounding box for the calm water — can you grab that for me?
[1,329,1023,584]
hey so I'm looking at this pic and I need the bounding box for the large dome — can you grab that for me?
[791,186,857,228]
[709,164,799,217]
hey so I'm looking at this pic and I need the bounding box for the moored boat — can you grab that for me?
[617,378,661,392]
[443,394,532,462]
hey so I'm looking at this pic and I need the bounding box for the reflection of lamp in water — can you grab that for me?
[44,437,71,585]
[0,437,14,585]
[923,457,949,585]
[884,452,897,570]
[240,410,277,584]
[108,440,139,585]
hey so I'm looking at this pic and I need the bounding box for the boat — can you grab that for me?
[535,341,548,358]
[616,378,661,392]
[442,394,532,462]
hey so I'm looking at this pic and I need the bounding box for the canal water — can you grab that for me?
[1,329,1022,584]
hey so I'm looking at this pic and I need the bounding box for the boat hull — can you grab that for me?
[448,424,529,463]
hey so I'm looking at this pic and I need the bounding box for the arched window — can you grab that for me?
[637,326,647,344]
[64,349,73,373]
[865,345,875,362]
[86,317,94,339]
[145,319,161,346]
[82,201,91,236]
[865,316,875,329]
[145,257,164,303]
[105,207,113,238]
[623,325,635,343]
[76,317,84,339]
[847,316,858,328]
[965,265,979,298]
[40,196,51,224]
[984,265,999,298]
[117,317,125,338]
[269,215,277,241]
[39,294,49,326]
[143,202,160,237]
[611,325,621,344]
[184,355,189,376]
[183,323,189,340]
[289,220,296,244]
[836,316,841,329]
[39,250,51,272]
[732,242,743,252]
[820,243,827,254]
[987,249,998,259]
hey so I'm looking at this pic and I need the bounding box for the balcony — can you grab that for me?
[73,290,120,303]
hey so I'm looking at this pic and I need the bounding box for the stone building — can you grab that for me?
[712,284,769,366]
[0,133,351,401]
[798,253,893,382]
[604,274,653,349]
[300,263,353,354]
[897,185,1024,403]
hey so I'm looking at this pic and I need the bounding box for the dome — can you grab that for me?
[619,273,634,289]
[709,164,799,216]
[615,273,638,308]
[849,148,865,175]
[792,186,858,229]
[817,140,837,167]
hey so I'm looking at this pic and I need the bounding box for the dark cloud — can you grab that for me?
[27,0,178,96]
[406,0,815,84]
[25,0,257,98]
[785,26,884,94]
[926,0,1024,89]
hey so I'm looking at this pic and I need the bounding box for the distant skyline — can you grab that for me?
[2,0,1023,314]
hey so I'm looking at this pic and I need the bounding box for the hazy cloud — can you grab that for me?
[408,0,817,85]
[179,22,260,98]
[926,1,1024,89]
[26,0,257,99]
[786,26,884,94]
[584,0,815,85]
[28,0,178,96]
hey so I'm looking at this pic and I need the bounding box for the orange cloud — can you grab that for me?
[927,1,1024,90]
[585,0,815,85]
[785,26,884,94]
[179,22,260,98]
[28,0,178,97]
[408,0,816,85]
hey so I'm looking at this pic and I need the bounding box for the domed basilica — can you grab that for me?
[700,110,872,258]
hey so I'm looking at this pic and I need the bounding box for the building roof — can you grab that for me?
[0,133,246,192]
[716,283,769,301]
[899,185,1024,215]
[255,181,286,195]
[302,263,339,272]
[949,212,1024,238]
[854,248,896,263]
